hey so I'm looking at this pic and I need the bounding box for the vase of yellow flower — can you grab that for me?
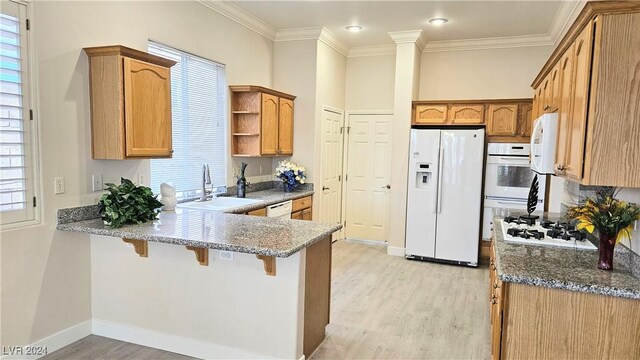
[568,188,640,270]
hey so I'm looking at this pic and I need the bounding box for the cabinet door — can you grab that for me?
[123,57,172,157]
[555,50,574,175]
[247,208,266,216]
[550,63,562,112]
[532,91,540,120]
[517,103,533,137]
[278,98,294,155]
[291,210,303,220]
[566,21,594,181]
[301,208,312,221]
[261,93,279,155]
[414,105,448,124]
[487,104,518,136]
[449,105,485,124]
[535,87,545,119]
[542,77,553,113]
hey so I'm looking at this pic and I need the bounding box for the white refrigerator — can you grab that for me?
[405,128,485,266]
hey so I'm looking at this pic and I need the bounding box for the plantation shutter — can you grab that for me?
[0,1,35,225]
[148,42,227,196]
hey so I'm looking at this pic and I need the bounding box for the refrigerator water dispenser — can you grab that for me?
[415,163,433,189]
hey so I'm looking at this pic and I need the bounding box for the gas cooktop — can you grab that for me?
[501,216,597,250]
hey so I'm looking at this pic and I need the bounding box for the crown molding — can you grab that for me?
[388,30,427,51]
[548,0,587,45]
[197,0,276,40]
[348,44,396,58]
[319,28,350,57]
[422,34,554,53]
[275,27,323,42]
[275,27,349,57]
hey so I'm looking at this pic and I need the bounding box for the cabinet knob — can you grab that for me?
[491,297,498,305]
[543,105,550,110]
[494,283,500,289]
[169,149,174,154]
[557,164,566,171]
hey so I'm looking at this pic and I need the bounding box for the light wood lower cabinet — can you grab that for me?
[489,243,640,359]
[246,207,266,217]
[292,196,313,221]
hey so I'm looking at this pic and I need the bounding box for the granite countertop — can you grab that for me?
[223,189,314,214]
[493,212,640,300]
[56,188,341,258]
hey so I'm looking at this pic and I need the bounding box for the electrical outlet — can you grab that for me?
[92,174,103,192]
[138,173,145,186]
[54,177,65,194]
[219,251,234,261]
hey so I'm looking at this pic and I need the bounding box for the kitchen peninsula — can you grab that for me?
[56,189,340,360]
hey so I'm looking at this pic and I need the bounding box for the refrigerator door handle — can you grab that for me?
[437,146,444,213]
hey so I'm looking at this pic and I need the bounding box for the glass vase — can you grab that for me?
[597,233,616,270]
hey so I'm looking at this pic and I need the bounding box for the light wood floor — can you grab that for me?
[43,240,490,359]
[310,240,490,359]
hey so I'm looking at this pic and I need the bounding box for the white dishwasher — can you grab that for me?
[266,200,292,219]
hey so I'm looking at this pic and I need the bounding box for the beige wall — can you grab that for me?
[345,54,396,111]
[1,0,275,349]
[273,39,318,184]
[419,46,553,100]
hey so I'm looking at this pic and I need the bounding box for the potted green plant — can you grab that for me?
[99,178,163,229]
[568,189,640,270]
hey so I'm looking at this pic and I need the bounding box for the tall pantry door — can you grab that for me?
[434,129,485,264]
[405,129,441,258]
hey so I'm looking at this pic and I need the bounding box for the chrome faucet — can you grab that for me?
[199,164,212,201]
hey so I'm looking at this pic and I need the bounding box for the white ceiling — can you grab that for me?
[229,1,566,48]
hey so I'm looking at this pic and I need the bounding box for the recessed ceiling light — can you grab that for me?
[429,18,449,25]
[345,25,363,32]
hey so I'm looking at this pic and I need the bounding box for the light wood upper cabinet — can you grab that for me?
[230,86,296,157]
[278,98,294,155]
[261,93,279,156]
[531,3,640,187]
[565,21,594,181]
[487,104,518,136]
[550,63,562,112]
[449,105,484,124]
[414,105,448,124]
[517,103,534,137]
[84,45,176,160]
[555,47,575,177]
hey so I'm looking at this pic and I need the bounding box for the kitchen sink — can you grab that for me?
[177,197,262,212]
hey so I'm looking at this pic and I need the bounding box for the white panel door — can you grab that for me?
[434,129,485,264]
[405,129,441,258]
[320,109,344,235]
[345,114,393,241]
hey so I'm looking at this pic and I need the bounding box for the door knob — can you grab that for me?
[322,186,330,191]
[382,185,391,189]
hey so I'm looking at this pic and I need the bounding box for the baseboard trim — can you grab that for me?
[386,246,405,257]
[92,319,272,359]
[0,320,92,360]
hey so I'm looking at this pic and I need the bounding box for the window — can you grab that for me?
[148,42,227,198]
[1,0,37,226]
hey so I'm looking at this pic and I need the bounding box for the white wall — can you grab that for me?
[91,236,305,359]
[419,46,554,100]
[617,188,640,254]
[345,54,396,111]
[1,0,275,350]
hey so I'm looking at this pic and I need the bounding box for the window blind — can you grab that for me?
[0,1,35,225]
[148,42,227,196]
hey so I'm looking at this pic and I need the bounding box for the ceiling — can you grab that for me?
[229,1,566,48]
